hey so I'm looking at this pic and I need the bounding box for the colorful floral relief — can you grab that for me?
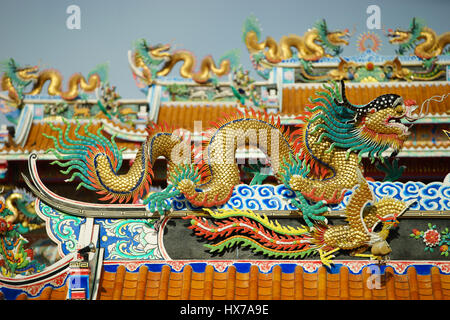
[410,223,449,256]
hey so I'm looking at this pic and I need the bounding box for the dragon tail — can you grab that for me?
[45,119,153,203]
[184,208,318,259]
[88,62,109,83]
[242,14,262,43]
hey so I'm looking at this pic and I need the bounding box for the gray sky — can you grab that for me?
[1,0,449,98]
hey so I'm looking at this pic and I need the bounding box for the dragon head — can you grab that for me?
[387,17,425,55]
[129,39,171,85]
[332,81,419,161]
[315,19,351,56]
[1,58,38,84]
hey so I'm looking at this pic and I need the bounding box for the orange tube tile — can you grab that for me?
[249,265,259,300]
[135,266,148,300]
[431,266,443,300]
[38,287,53,300]
[317,266,327,300]
[112,265,126,300]
[158,265,171,300]
[180,265,192,300]
[407,267,419,300]
[339,266,349,300]
[272,265,281,300]
[203,265,214,300]
[24,123,40,150]
[226,266,236,300]
[294,266,304,300]
[384,267,395,300]
[362,267,372,300]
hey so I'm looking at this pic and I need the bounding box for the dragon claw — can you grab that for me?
[143,185,180,215]
[290,192,330,227]
[319,248,339,267]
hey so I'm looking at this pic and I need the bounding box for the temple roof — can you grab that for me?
[11,261,450,300]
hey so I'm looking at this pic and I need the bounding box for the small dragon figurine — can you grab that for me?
[0,59,38,105]
[129,39,240,85]
[0,58,107,105]
[387,17,450,60]
[242,15,350,64]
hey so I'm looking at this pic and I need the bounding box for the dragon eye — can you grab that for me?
[395,105,404,114]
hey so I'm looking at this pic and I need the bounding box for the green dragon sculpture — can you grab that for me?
[0,191,45,277]
[44,80,419,263]
[0,58,108,106]
[129,39,240,85]
[242,15,350,64]
[387,17,450,60]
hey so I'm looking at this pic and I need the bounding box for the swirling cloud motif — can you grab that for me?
[98,219,161,260]
[35,180,448,261]
[171,181,449,212]
[36,200,84,256]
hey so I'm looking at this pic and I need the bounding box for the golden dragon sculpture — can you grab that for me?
[242,16,351,63]
[129,39,239,85]
[0,58,107,104]
[387,17,450,60]
[44,80,419,263]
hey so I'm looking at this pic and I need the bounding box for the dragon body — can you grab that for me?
[130,39,240,85]
[46,80,418,262]
[388,18,450,60]
[242,16,350,63]
[0,59,38,104]
[1,58,107,104]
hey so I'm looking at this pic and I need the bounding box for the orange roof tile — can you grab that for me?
[157,104,240,132]
[15,284,68,300]
[282,82,450,116]
[94,262,450,301]
[9,261,450,300]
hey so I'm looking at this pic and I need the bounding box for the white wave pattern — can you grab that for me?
[171,181,450,211]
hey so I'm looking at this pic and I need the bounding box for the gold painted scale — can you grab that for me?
[23,153,449,220]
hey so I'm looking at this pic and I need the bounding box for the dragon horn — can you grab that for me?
[334,80,356,110]
[338,80,403,116]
